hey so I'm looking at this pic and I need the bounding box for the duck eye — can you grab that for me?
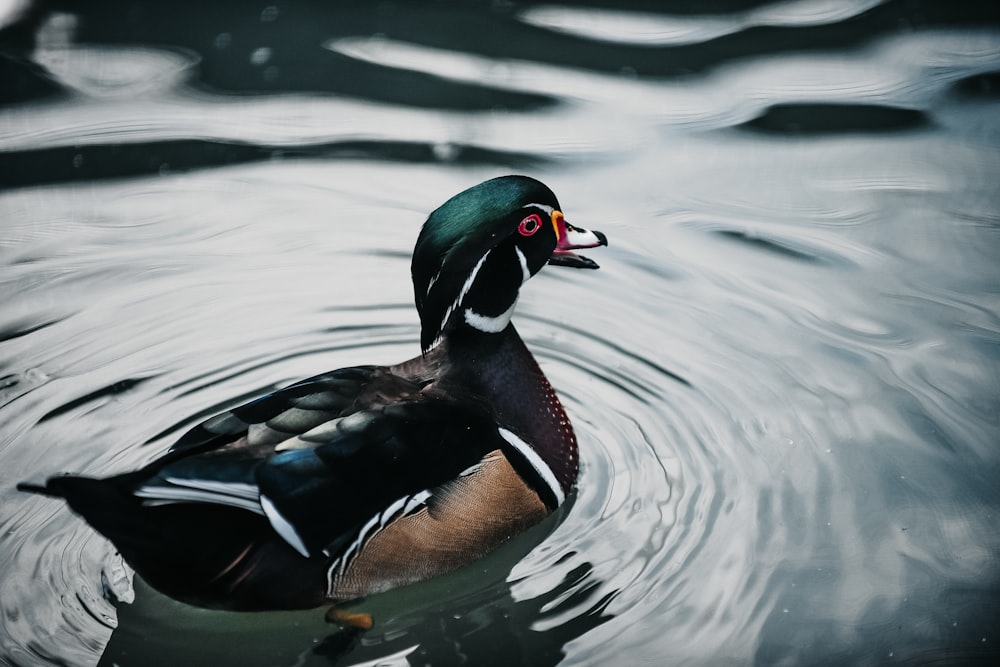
[518,214,542,237]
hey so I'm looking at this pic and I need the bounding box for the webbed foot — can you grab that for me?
[325,607,374,631]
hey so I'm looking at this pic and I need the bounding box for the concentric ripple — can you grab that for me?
[2,2,999,665]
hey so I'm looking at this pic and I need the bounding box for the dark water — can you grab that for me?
[2,1,999,665]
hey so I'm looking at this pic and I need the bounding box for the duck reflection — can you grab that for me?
[99,509,615,667]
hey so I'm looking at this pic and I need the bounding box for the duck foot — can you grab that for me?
[326,607,374,631]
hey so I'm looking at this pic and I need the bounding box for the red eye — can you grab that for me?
[518,214,542,236]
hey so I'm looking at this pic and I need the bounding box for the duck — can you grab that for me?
[18,175,607,619]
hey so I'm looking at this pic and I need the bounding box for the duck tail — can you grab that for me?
[18,475,165,570]
[18,474,328,610]
[16,481,63,497]
[20,475,149,542]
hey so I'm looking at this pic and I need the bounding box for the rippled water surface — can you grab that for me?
[2,1,999,665]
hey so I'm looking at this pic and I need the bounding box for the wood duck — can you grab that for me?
[19,175,607,616]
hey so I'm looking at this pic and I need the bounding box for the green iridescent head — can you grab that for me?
[411,176,607,351]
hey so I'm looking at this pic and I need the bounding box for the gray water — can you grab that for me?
[1,1,998,665]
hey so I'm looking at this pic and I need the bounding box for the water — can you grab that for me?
[1,1,998,665]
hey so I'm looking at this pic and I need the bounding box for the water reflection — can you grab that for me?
[98,518,614,667]
[519,0,888,46]
[1,0,999,665]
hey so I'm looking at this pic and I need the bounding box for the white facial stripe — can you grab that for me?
[438,249,491,342]
[464,300,517,333]
[514,246,531,283]
[497,427,565,506]
[452,244,532,336]
[523,202,555,215]
[261,495,310,558]
[425,269,441,297]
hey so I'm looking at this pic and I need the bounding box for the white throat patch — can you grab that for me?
[464,299,518,333]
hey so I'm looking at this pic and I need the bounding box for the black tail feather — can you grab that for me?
[16,481,62,497]
[18,473,328,610]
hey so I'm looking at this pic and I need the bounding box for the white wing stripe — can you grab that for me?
[514,246,531,284]
[162,476,259,500]
[135,487,263,514]
[260,495,310,558]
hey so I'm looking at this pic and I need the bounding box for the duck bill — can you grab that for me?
[548,211,608,269]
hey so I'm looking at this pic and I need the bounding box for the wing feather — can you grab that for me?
[124,367,507,560]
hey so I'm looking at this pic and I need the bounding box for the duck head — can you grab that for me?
[412,175,608,352]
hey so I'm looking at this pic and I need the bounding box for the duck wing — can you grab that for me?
[135,399,501,558]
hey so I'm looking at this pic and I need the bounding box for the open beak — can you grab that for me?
[548,211,608,269]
